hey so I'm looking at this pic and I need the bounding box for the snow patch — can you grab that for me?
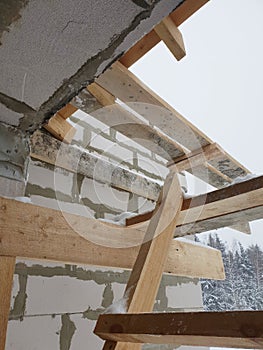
[230,173,258,185]
[113,212,138,225]
[103,288,132,314]
[74,95,85,108]
[99,212,138,226]
[183,192,193,199]
[15,196,32,203]
[176,237,217,250]
[98,218,122,226]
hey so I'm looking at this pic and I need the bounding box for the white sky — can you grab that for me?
[130,0,263,249]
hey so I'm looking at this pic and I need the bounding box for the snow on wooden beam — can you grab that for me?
[176,175,263,235]
[127,175,263,235]
[30,130,161,201]
[154,16,186,61]
[119,0,209,67]
[0,197,225,280]
[94,311,263,348]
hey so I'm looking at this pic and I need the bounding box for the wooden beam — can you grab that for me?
[44,114,76,144]
[0,256,15,350]
[94,311,263,349]
[102,172,183,350]
[30,130,161,201]
[0,177,26,350]
[96,62,212,151]
[30,131,263,234]
[175,175,263,235]
[0,197,225,280]
[154,16,186,61]
[82,84,185,160]
[120,0,209,67]
[57,104,78,119]
[95,62,249,198]
[127,175,263,235]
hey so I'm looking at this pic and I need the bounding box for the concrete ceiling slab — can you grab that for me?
[0,0,184,132]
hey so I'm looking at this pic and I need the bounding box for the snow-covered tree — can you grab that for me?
[200,233,263,311]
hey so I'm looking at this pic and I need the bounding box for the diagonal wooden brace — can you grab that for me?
[99,171,183,350]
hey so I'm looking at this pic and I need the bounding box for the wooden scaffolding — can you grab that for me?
[1,1,263,349]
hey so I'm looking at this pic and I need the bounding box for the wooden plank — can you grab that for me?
[102,172,183,350]
[154,16,186,61]
[170,0,209,26]
[120,0,209,67]
[94,311,263,349]
[168,143,222,171]
[208,144,250,179]
[87,83,115,106]
[30,130,161,201]
[177,175,263,235]
[82,84,185,160]
[128,175,263,235]
[96,62,212,151]
[0,176,25,350]
[30,132,263,234]
[0,197,225,280]
[188,162,232,188]
[57,104,78,119]
[119,30,160,68]
[0,256,15,350]
[96,63,249,184]
[230,222,251,235]
[44,114,76,144]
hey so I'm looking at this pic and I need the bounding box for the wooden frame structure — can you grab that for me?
[95,311,263,348]
[1,1,262,349]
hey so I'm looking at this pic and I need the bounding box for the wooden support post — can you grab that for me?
[0,256,15,350]
[0,176,25,350]
[154,16,186,61]
[101,171,183,350]
[95,311,263,349]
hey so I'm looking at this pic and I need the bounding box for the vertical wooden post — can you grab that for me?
[0,176,25,350]
[101,171,183,350]
[0,256,15,350]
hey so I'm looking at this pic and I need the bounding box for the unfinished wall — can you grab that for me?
[2,110,204,350]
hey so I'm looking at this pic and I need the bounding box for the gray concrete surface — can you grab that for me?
[0,0,184,132]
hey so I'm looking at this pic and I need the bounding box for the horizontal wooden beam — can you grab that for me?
[120,0,209,67]
[94,311,263,348]
[0,197,225,280]
[96,62,212,151]
[154,16,186,61]
[128,175,263,235]
[30,130,161,201]
[95,62,249,189]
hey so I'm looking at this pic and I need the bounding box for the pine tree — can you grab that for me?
[200,233,263,311]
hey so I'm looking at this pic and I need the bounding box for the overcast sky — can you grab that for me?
[131,0,263,249]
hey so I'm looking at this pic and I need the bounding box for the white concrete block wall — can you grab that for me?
[6,260,203,350]
[3,111,204,350]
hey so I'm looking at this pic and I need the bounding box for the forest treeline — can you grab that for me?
[199,234,263,310]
